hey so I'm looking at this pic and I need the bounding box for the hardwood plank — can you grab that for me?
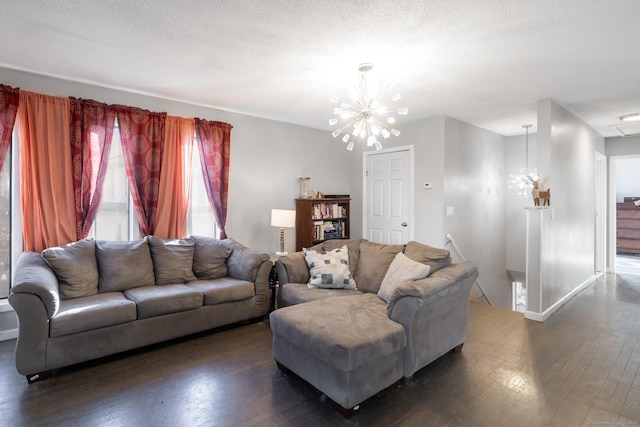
[1,273,640,426]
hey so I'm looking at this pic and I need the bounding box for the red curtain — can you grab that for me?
[70,98,116,240]
[194,119,232,239]
[0,85,19,172]
[115,106,166,236]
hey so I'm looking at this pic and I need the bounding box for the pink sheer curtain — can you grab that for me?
[0,84,19,172]
[70,98,116,240]
[153,116,195,238]
[194,119,232,239]
[115,106,166,236]
[18,91,76,252]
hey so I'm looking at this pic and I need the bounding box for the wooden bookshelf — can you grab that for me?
[295,195,350,251]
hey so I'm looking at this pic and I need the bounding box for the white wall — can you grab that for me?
[505,132,538,276]
[535,99,603,312]
[442,117,512,308]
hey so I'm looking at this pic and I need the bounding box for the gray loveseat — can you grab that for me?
[270,238,479,413]
[10,235,271,383]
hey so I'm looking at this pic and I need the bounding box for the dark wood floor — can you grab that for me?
[2,273,640,426]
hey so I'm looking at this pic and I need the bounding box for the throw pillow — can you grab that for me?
[353,240,405,293]
[191,235,232,279]
[41,238,99,299]
[403,241,452,273]
[95,237,156,292]
[148,236,198,285]
[378,252,431,302]
[304,246,357,289]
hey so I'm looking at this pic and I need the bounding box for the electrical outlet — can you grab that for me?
[446,206,455,216]
[422,182,432,189]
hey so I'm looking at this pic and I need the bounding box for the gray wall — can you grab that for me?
[536,99,603,311]
[0,67,352,255]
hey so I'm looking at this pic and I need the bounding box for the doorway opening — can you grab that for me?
[613,155,640,276]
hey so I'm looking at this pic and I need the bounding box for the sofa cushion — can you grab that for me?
[277,252,310,284]
[124,284,203,319]
[279,282,362,306]
[354,241,405,294]
[191,236,231,279]
[49,292,137,337]
[188,278,254,305]
[41,238,99,299]
[269,293,406,371]
[378,252,431,302]
[96,238,156,292]
[148,236,197,285]
[403,241,452,273]
[304,246,357,289]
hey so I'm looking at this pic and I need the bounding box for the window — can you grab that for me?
[189,143,218,237]
[92,130,218,241]
[92,130,139,241]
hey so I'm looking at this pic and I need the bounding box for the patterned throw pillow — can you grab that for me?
[304,246,357,290]
[378,252,431,302]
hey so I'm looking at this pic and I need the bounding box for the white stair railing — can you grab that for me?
[445,233,492,305]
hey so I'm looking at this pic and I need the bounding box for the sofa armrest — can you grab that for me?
[386,261,478,378]
[275,252,309,285]
[225,239,270,282]
[386,261,478,315]
[10,252,60,319]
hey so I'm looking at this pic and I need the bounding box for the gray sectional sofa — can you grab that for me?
[270,238,479,413]
[9,235,272,383]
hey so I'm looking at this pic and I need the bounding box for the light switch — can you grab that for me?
[446,206,455,216]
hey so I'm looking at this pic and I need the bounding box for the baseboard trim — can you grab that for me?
[0,328,17,341]
[524,273,600,322]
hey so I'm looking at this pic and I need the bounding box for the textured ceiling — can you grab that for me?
[1,0,640,137]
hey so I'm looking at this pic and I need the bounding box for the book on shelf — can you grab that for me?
[311,203,347,220]
[312,219,345,241]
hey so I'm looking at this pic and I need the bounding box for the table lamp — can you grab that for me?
[271,209,296,255]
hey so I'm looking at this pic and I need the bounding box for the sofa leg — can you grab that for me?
[385,378,402,393]
[452,343,464,353]
[275,360,291,374]
[329,398,359,418]
[26,370,51,384]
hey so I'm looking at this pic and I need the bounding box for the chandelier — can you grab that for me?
[329,63,408,151]
[508,124,539,196]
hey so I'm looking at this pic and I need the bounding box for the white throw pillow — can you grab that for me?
[304,246,357,289]
[378,252,431,302]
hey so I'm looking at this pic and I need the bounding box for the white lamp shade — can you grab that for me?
[271,209,296,228]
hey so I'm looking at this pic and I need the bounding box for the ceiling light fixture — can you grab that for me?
[508,124,539,197]
[329,63,408,151]
[619,113,640,122]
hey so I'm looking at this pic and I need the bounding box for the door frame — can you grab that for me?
[594,151,606,273]
[362,145,415,242]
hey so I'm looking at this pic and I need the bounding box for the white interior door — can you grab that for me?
[365,148,412,244]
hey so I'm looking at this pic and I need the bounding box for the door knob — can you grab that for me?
[401,222,407,227]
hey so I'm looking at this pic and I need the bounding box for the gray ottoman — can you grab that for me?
[269,293,406,414]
